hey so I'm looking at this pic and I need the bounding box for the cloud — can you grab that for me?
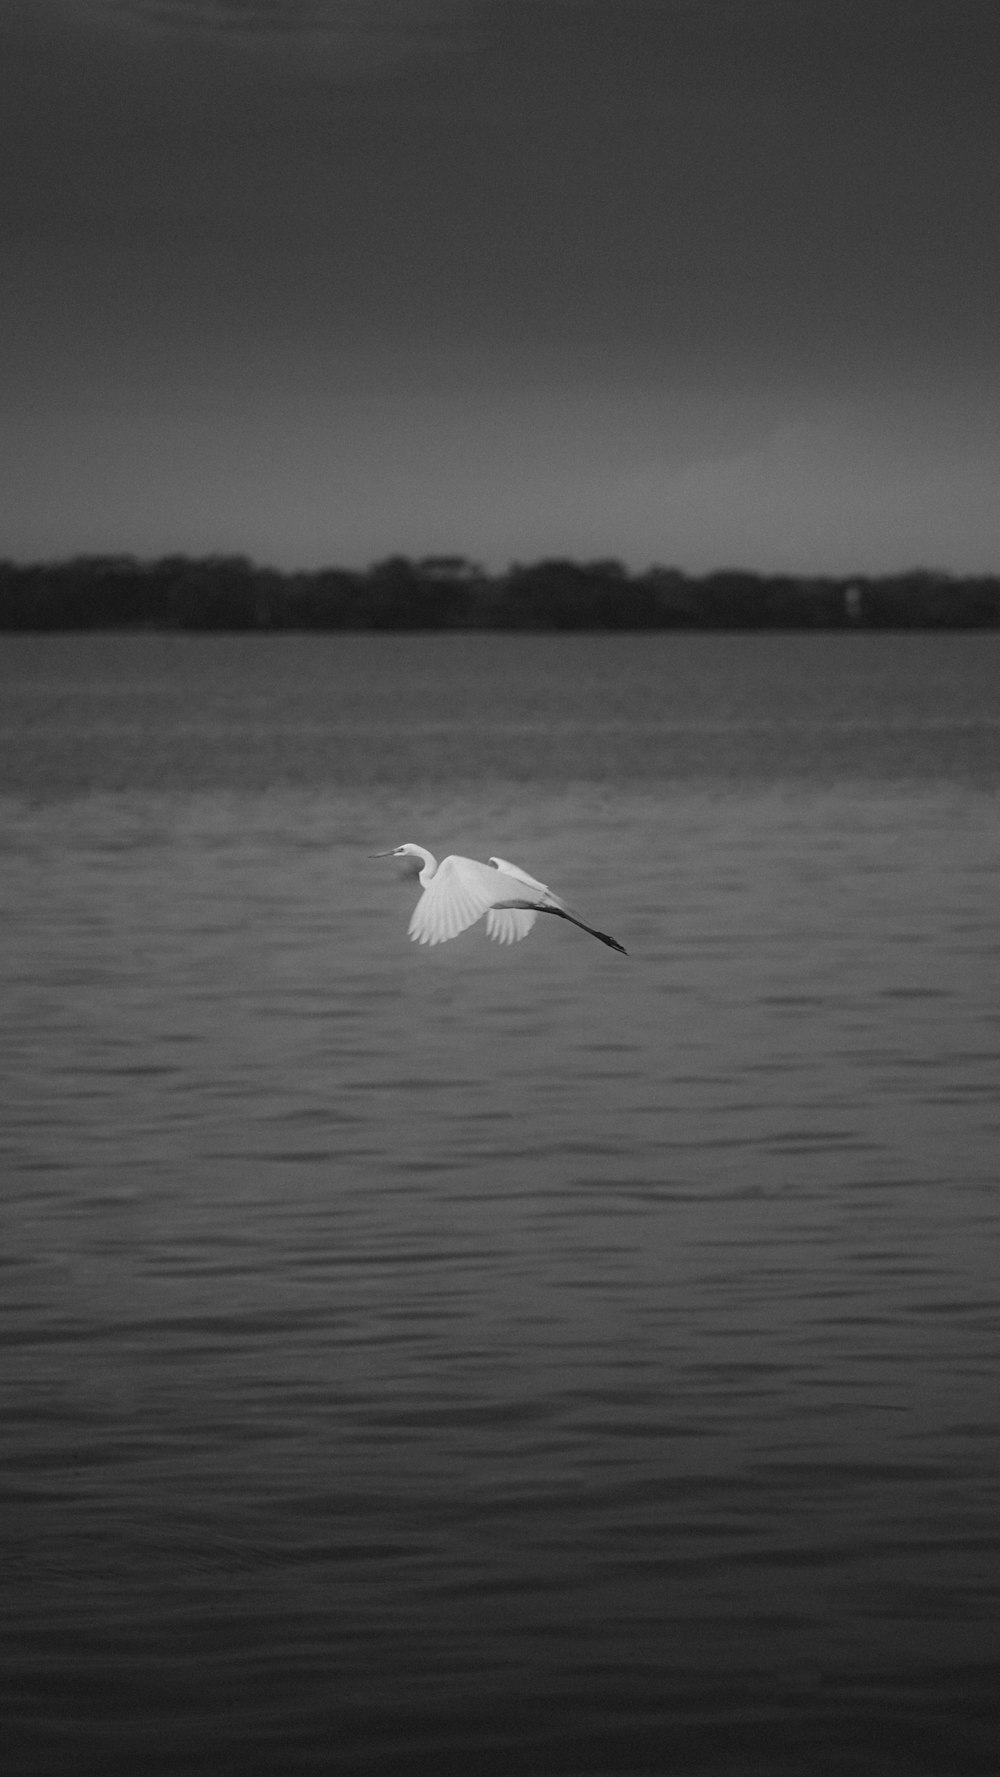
[107,0,481,41]
[608,412,1000,574]
[97,0,491,82]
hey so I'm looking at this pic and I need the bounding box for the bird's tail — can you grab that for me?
[494,899,627,955]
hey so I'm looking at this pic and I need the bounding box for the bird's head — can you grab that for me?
[370,842,433,876]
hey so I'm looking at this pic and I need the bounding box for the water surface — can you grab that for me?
[2,635,999,1775]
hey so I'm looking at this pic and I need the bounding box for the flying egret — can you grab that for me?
[371,845,627,954]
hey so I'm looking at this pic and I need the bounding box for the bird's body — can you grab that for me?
[372,844,626,954]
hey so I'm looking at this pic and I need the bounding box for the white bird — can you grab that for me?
[372,845,627,954]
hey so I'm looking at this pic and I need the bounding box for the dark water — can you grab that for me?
[2,635,999,1776]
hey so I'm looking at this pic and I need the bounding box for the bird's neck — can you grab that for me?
[414,847,437,881]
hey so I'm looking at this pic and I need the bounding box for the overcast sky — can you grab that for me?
[2,0,998,571]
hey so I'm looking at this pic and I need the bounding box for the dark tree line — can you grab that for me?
[1,554,999,630]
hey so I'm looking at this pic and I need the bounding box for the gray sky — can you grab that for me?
[2,0,998,570]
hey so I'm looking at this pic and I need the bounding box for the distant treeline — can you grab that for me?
[2,554,1000,631]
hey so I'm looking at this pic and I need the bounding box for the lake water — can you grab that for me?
[1,634,999,1776]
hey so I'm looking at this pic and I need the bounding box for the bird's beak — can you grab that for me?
[370,849,395,858]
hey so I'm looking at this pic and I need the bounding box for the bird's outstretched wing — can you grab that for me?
[484,855,564,944]
[409,854,527,946]
[483,856,547,944]
[487,856,559,899]
[484,905,537,944]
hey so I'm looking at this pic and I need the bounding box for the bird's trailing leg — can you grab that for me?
[493,900,627,955]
